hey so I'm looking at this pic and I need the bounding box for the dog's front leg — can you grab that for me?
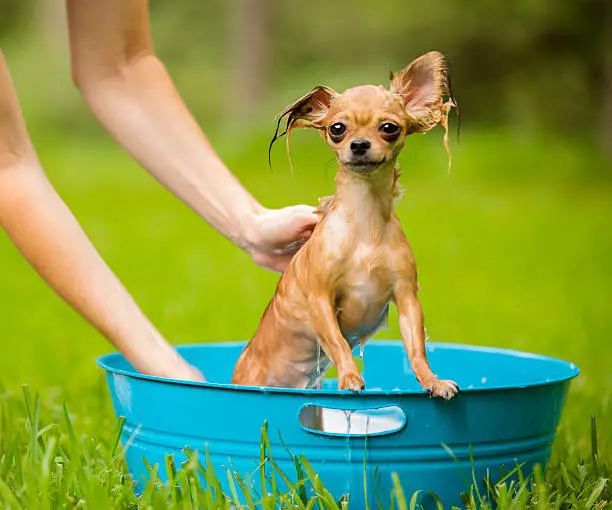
[309,295,365,391]
[394,282,458,399]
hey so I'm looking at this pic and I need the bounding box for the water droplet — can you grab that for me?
[480,377,488,384]
[359,342,364,359]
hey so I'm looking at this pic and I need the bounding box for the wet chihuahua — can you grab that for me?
[232,51,458,399]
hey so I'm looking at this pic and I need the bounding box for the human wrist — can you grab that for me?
[235,201,267,253]
[130,338,205,382]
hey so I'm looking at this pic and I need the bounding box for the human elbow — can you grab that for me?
[71,59,122,102]
[71,53,156,101]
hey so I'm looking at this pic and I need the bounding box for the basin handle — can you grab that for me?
[297,403,407,438]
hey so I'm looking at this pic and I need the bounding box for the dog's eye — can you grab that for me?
[380,123,400,140]
[328,122,347,141]
[381,123,399,134]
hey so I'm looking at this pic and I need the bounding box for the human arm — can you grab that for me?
[66,0,318,273]
[0,50,202,381]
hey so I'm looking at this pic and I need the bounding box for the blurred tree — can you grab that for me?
[229,0,269,121]
[36,0,68,53]
[599,0,612,156]
[0,0,607,153]
[0,0,32,39]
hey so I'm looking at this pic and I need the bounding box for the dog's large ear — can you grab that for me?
[269,86,338,167]
[278,85,338,130]
[390,51,455,134]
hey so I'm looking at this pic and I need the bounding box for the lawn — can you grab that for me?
[0,126,611,507]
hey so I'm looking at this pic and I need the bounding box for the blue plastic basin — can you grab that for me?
[97,341,579,508]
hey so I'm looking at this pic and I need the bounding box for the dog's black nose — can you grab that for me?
[350,139,371,155]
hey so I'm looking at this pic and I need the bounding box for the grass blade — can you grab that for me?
[585,478,608,508]
[391,473,407,510]
[591,414,600,479]
[111,416,126,458]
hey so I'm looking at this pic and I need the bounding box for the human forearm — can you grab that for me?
[0,49,200,380]
[73,55,263,250]
[67,0,318,273]
[0,165,194,378]
[0,162,201,380]
[67,0,262,250]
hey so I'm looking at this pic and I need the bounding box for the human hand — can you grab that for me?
[145,353,206,382]
[245,205,319,273]
[182,365,206,382]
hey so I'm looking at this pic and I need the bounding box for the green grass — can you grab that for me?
[0,126,611,507]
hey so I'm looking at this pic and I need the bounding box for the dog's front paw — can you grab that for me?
[338,371,365,392]
[425,379,459,400]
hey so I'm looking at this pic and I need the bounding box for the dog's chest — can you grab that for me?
[335,243,393,344]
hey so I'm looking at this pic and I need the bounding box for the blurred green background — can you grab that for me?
[0,0,611,457]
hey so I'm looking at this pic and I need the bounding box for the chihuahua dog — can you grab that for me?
[232,51,458,399]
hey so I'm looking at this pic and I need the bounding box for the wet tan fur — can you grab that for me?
[232,52,458,398]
